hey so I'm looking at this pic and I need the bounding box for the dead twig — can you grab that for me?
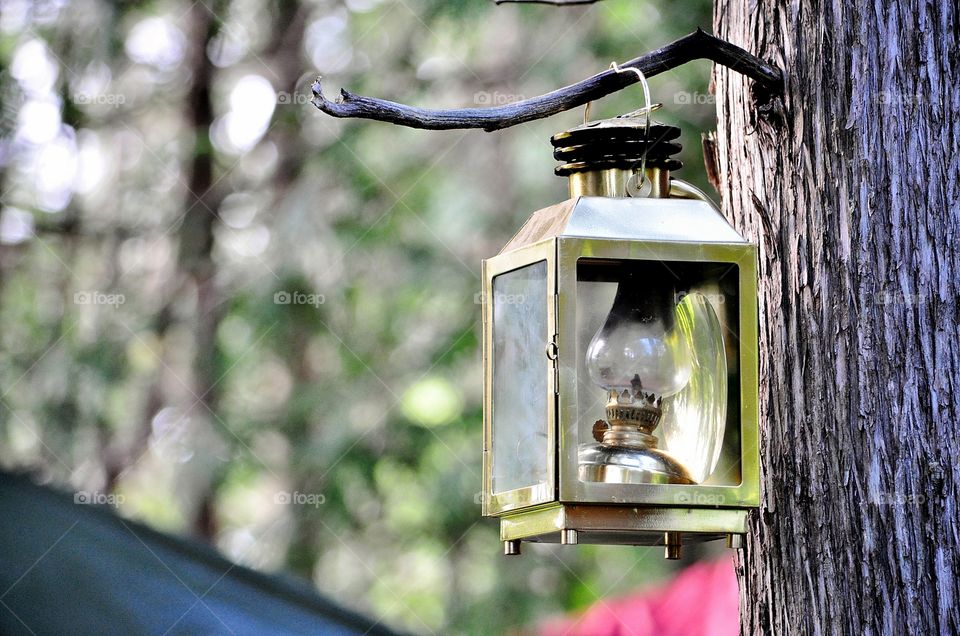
[310,29,782,131]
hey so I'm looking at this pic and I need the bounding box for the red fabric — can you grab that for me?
[539,557,739,636]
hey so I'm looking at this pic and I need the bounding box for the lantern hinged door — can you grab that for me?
[481,239,558,517]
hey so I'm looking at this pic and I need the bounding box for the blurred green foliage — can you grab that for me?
[0,0,721,633]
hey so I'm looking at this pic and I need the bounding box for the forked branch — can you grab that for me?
[311,29,782,132]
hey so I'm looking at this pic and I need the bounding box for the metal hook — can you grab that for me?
[608,63,653,189]
[609,62,649,104]
[583,62,655,123]
[580,62,661,197]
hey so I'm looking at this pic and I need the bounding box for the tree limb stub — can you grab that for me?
[310,29,783,132]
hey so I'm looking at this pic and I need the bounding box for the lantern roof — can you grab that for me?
[500,194,750,254]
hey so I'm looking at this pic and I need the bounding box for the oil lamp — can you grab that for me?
[480,112,759,558]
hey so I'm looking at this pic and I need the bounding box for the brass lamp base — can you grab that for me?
[578,443,694,484]
[579,391,694,485]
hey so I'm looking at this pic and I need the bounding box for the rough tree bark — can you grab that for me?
[713,0,959,633]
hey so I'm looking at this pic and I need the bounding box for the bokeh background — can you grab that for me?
[0,0,722,633]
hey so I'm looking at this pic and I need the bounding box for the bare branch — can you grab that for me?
[311,29,783,132]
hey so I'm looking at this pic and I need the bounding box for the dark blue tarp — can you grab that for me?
[0,472,402,635]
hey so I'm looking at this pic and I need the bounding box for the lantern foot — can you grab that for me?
[504,540,522,556]
[664,532,682,560]
[561,529,578,545]
[726,533,744,549]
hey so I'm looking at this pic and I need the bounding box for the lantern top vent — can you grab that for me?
[550,114,683,177]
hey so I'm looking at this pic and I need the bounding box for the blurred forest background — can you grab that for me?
[0,0,722,633]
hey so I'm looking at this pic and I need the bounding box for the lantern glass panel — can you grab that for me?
[574,258,743,486]
[491,260,550,494]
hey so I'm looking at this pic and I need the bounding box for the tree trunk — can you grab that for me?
[712,0,959,633]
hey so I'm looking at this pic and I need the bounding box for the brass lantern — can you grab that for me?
[480,113,759,558]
